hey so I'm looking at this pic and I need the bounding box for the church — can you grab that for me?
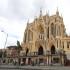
[21,9,70,65]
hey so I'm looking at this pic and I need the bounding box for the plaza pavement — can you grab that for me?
[0,65,70,70]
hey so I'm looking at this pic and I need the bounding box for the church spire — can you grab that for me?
[56,7,59,16]
[46,10,49,17]
[40,8,42,17]
[27,19,29,27]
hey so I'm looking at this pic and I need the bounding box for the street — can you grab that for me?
[0,65,70,70]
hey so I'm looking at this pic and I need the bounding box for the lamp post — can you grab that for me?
[1,30,8,50]
[1,30,8,60]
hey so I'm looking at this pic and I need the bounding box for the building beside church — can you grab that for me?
[21,9,70,65]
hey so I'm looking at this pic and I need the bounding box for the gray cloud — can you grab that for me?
[0,0,47,20]
[0,0,70,48]
[0,0,8,18]
[8,0,35,20]
[0,0,55,48]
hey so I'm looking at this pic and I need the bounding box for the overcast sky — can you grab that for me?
[0,0,70,49]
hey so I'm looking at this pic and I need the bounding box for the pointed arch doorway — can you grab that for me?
[38,46,44,64]
[51,45,55,54]
[38,46,43,55]
[26,48,29,56]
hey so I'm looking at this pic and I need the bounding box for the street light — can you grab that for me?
[0,30,8,63]
[1,30,8,49]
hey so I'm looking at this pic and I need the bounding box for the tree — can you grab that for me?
[17,40,22,65]
[17,40,22,53]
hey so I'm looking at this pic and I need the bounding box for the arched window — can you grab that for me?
[57,40,58,48]
[38,24,44,33]
[57,26,59,36]
[58,26,61,36]
[47,27,49,38]
[51,23,54,36]
[28,30,33,41]
[55,25,56,37]
[61,24,65,36]
[24,32,27,43]
[67,42,70,49]
[59,26,61,36]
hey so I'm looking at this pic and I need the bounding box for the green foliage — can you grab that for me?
[17,40,22,65]
[17,41,20,47]
[17,40,22,51]
[17,41,22,53]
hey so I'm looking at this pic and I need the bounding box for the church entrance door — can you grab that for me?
[38,46,43,55]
